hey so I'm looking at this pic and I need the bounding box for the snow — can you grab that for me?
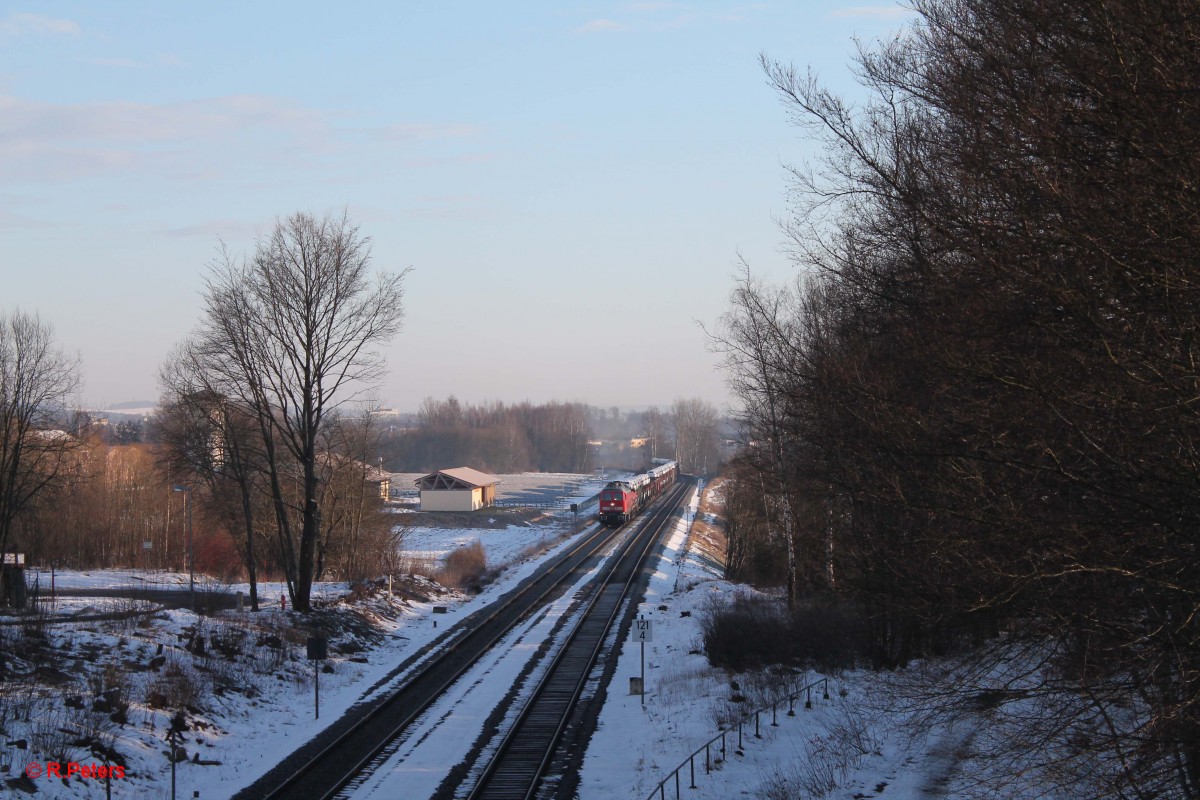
[1,511,587,799]
[27,568,346,605]
[2,482,988,800]
[570,483,997,800]
[400,523,565,571]
[351,530,628,799]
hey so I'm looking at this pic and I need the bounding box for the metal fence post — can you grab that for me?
[641,677,848,800]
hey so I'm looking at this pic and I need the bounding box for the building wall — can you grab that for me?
[419,488,483,512]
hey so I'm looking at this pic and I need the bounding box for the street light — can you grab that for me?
[171,485,195,611]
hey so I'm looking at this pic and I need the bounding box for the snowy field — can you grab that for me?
[387,470,616,506]
[399,521,567,571]
[25,568,346,606]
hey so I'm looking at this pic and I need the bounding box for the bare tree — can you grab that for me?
[158,346,270,610]
[314,410,402,583]
[643,406,665,463]
[185,212,408,612]
[669,397,720,476]
[0,310,79,604]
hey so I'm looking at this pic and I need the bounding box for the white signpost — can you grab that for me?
[631,617,654,704]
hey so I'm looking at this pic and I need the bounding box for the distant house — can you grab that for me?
[415,467,501,512]
[367,466,391,500]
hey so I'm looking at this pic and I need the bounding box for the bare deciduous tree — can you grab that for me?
[185,212,408,612]
[669,397,720,476]
[158,348,269,610]
[0,310,79,603]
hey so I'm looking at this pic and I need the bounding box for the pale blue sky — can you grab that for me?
[1,2,911,412]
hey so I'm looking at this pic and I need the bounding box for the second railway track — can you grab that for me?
[465,478,695,800]
[235,477,689,800]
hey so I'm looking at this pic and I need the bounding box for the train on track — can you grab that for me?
[597,459,679,525]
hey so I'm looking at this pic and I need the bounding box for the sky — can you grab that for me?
[1,1,913,414]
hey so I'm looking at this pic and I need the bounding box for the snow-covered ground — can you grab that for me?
[351,529,629,799]
[400,520,568,571]
[577,483,974,800]
[0,511,593,799]
[2,481,982,800]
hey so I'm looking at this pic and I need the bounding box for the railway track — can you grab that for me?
[465,478,694,800]
[234,485,684,800]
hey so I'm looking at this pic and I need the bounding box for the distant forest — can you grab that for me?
[378,396,723,475]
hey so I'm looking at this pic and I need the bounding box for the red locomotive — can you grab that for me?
[597,460,678,525]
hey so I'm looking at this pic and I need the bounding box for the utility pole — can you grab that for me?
[172,485,195,611]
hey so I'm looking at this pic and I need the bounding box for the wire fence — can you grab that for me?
[491,490,602,512]
[644,676,831,800]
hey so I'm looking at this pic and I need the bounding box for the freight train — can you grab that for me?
[596,460,679,525]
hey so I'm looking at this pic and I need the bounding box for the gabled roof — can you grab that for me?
[415,467,501,491]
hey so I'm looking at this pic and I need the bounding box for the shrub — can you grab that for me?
[701,593,875,671]
[439,541,489,591]
[145,656,202,710]
[701,593,793,670]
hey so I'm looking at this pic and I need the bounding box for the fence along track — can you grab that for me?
[240,519,635,800]
[644,676,832,800]
[467,479,694,800]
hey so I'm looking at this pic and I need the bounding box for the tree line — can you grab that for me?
[711,1,1200,797]
[383,396,593,473]
[381,396,724,477]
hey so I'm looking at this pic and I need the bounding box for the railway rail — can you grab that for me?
[466,478,694,800]
[235,480,686,800]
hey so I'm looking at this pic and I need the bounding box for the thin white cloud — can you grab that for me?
[575,3,751,34]
[156,219,262,240]
[87,53,181,70]
[829,5,913,20]
[375,122,478,141]
[576,19,628,33]
[89,57,144,69]
[0,94,324,147]
[0,94,491,184]
[0,94,329,182]
[0,12,81,36]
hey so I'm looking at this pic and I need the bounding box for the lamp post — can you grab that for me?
[171,485,194,611]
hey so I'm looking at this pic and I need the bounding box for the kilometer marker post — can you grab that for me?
[633,615,653,705]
